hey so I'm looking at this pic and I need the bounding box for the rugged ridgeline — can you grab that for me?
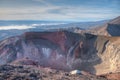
[75,16,120,36]
[0,30,120,75]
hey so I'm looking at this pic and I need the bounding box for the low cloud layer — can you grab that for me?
[0,25,34,30]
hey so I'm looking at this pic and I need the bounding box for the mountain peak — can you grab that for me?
[109,16,120,24]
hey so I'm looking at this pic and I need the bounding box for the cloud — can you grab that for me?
[0,25,35,30]
[0,0,120,21]
[0,6,120,21]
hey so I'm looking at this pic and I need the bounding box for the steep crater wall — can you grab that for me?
[0,31,120,75]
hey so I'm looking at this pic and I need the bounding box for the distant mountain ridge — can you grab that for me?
[109,16,120,24]
[75,16,120,36]
[0,19,109,40]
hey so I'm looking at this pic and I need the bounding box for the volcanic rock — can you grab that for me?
[0,30,120,76]
[0,64,108,80]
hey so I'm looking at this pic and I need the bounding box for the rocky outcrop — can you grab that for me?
[0,31,120,75]
[0,64,107,80]
[86,23,120,36]
[94,37,120,75]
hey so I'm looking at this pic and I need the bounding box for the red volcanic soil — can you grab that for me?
[99,72,120,80]
[23,31,67,52]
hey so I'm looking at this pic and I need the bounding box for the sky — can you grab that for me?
[0,0,120,21]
